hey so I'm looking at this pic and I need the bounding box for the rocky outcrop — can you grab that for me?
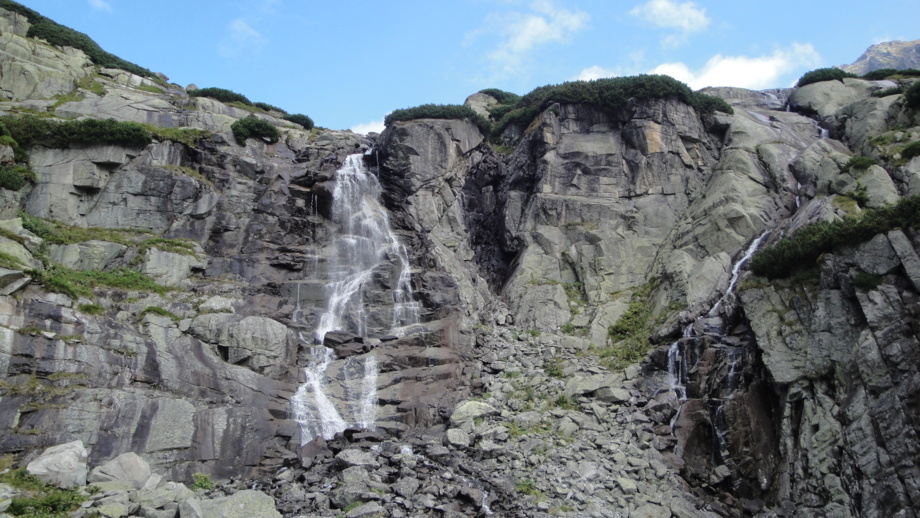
[839,38,920,75]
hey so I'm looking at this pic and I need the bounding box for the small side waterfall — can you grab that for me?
[292,154,419,443]
[667,231,770,473]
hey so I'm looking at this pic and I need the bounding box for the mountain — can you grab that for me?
[839,38,920,74]
[2,3,920,517]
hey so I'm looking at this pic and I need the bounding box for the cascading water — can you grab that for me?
[292,154,419,443]
[667,231,771,470]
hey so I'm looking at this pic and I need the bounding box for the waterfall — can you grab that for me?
[314,154,419,341]
[292,154,419,444]
[667,232,771,477]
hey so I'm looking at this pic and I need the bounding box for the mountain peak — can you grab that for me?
[839,38,920,74]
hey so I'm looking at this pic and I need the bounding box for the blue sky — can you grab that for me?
[17,0,920,133]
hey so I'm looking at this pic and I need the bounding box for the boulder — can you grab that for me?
[50,240,127,271]
[449,400,499,426]
[198,490,281,518]
[88,452,152,488]
[26,440,89,488]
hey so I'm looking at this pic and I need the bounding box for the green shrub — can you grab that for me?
[478,88,521,105]
[189,87,252,106]
[862,68,920,80]
[0,0,152,78]
[872,86,905,98]
[905,82,920,110]
[230,116,279,145]
[253,102,287,114]
[842,155,877,172]
[0,115,151,149]
[751,194,920,278]
[489,75,732,138]
[862,69,899,80]
[902,141,920,160]
[384,104,492,134]
[0,468,85,518]
[852,271,882,290]
[282,113,314,130]
[0,164,35,191]
[796,68,858,87]
[190,473,214,490]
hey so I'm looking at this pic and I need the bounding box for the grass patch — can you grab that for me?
[596,280,660,371]
[0,468,86,517]
[162,165,212,187]
[515,479,542,497]
[144,125,212,146]
[751,194,920,278]
[135,83,165,94]
[138,306,179,321]
[77,303,104,315]
[19,211,143,245]
[28,264,168,299]
[0,251,27,270]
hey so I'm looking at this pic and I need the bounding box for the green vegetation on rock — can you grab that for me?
[478,88,521,105]
[751,194,920,278]
[253,102,287,114]
[381,76,732,144]
[902,140,920,160]
[188,87,252,106]
[796,68,858,87]
[282,113,314,130]
[487,75,732,138]
[28,264,168,299]
[0,468,86,518]
[231,116,279,145]
[0,115,151,149]
[905,82,920,110]
[600,280,660,371]
[0,164,35,191]
[0,0,153,79]
[842,155,877,172]
[385,104,492,134]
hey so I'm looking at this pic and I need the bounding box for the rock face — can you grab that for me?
[839,38,920,75]
[4,5,920,517]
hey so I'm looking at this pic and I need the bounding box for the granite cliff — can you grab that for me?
[1,4,920,517]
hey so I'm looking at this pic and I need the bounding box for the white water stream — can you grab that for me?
[668,231,770,401]
[292,154,419,443]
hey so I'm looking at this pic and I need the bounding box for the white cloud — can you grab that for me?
[88,0,112,12]
[475,0,590,78]
[650,43,821,90]
[629,0,709,32]
[350,119,385,135]
[219,19,268,60]
[575,65,618,81]
[630,0,709,47]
